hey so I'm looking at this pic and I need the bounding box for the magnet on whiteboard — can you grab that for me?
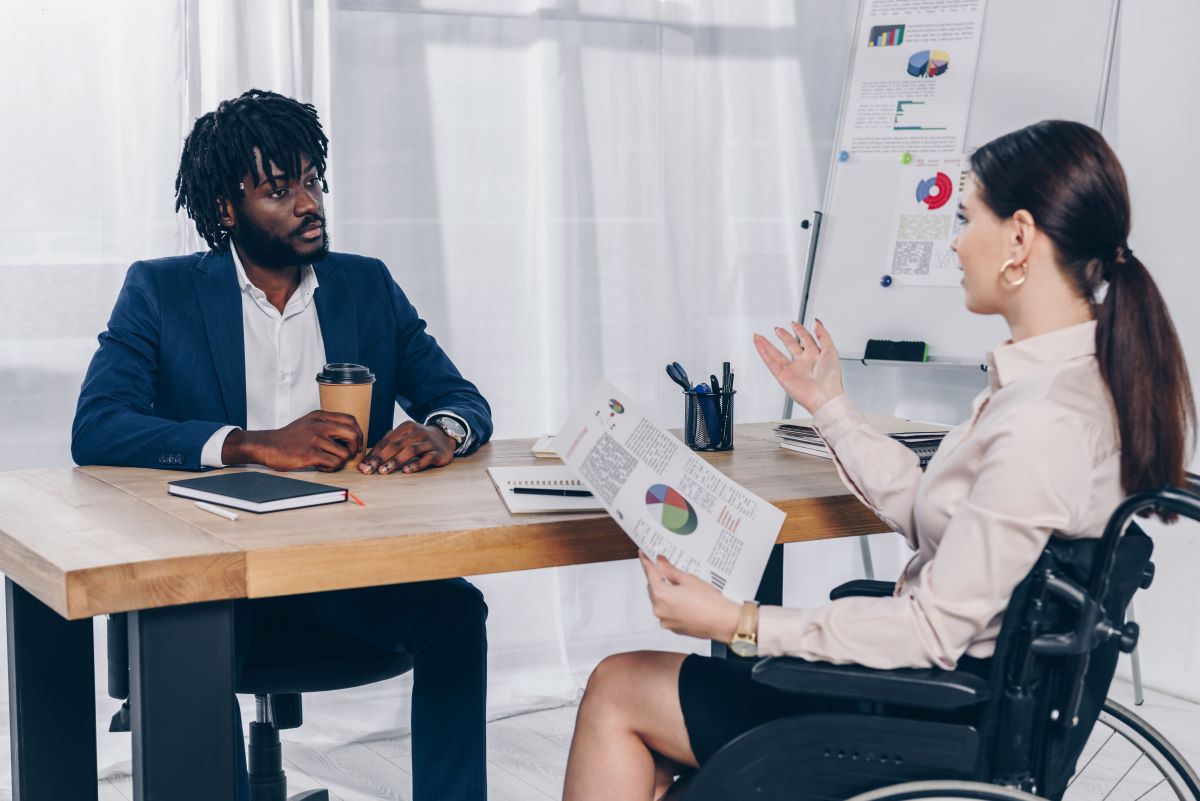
[838,150,850,162]
[880,275,893,287]
[900,151,913,164]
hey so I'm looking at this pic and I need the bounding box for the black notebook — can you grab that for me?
[168,471,347,514]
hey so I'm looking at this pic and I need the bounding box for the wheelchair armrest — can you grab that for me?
[829,579,896,601]
[750,656,991,711]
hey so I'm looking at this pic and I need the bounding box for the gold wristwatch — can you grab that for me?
[729,600,760,657]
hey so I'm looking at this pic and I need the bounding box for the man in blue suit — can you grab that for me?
[73,89,492,801]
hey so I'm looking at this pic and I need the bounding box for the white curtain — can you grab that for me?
[0,0,874,780]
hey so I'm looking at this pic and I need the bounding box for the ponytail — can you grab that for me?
[971,121,1195,522]
[1096,252,1196,519]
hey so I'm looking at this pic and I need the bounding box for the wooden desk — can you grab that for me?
[0,423,882,801]
[0,423,881,620]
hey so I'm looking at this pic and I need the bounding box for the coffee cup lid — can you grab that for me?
[316,363,376,384]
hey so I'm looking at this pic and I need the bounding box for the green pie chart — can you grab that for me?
[645,484,698,535]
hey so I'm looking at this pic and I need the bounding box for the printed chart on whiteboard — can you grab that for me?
[888,158,967,286]
[841,0,987,157]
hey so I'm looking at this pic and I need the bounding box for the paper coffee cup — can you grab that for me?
[316,363,375,469]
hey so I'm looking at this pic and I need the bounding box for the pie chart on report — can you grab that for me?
[907,49,950,78]
[645,484,698,535]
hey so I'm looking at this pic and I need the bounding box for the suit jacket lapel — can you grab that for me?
[191,250,248,427]
[313,262,359,366]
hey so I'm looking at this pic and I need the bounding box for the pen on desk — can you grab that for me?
[195,501,239,521]
[512,487,594,497]
[348,492,366,507]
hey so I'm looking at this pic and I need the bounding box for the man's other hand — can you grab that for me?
[359,420,456,475]
[222,411,364,472]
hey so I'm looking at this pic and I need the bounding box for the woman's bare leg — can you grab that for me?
[563,651,697,801]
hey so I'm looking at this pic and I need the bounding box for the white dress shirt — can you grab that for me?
[201,247,471,467]
[756,321,1124,669]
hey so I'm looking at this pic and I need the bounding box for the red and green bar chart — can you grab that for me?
[868,24,905,47]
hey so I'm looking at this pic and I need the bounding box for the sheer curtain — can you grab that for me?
[0,0,861,777]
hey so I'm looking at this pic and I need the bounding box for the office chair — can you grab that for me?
[107,608,414,801]
[675,478,1200,801]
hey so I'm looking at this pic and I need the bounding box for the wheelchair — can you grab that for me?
[676,476,1200,801]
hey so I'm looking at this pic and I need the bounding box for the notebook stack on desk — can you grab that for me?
[774,414,951,469]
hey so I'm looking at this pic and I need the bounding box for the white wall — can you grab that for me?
[1111,0,1200,702]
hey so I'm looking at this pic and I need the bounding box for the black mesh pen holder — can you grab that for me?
[683,390,735,451]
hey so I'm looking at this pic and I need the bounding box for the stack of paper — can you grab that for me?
[774,414,951,469]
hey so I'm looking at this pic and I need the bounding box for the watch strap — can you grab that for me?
[733,600,760,644]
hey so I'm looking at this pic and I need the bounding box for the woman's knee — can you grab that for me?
[582,651,677,713]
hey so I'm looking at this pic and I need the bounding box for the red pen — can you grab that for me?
[348,492,366,507]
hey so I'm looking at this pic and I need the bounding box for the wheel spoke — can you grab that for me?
[1099,754,1144,801]
[1130,777,1168,801]
[1070,729,1118,790]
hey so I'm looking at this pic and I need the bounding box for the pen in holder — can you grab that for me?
[683,389,735,451]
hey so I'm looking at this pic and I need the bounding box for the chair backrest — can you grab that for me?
[972,528,1149,797]
[978,479,1200,799]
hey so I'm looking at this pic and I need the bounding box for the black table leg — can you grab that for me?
[711,542,785,658]
[754,542,786,607]
[5,577,98,801]
[129,600,237,801]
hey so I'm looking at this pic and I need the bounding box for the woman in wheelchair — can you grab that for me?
[562,120,1196,801]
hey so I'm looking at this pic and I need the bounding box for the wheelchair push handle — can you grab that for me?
[1029,572,1140,657]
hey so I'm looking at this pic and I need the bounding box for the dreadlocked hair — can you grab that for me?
[175,88,329,251]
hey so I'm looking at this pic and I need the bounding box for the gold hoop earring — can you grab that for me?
[1000,258,1028,287]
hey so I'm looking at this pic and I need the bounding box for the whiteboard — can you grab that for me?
[803,0,1120,361]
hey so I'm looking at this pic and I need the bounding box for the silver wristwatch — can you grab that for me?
[429,415,468,453]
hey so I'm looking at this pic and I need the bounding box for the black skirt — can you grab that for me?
[677,653,992,764]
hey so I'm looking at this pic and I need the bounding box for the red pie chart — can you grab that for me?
[915,172,953,210]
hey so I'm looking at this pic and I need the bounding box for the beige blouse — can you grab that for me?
[757,320,1124,669]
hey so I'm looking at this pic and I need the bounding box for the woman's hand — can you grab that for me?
[754,319,845,416]
[639,552,741,643]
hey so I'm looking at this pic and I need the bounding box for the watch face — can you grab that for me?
[730,638,758,658]
[435,417,466,440]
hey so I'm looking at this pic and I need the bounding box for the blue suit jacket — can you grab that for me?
[72,250,492,470]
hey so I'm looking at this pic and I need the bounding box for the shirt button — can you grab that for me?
[279,372,288,381]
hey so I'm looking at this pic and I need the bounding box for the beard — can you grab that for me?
[233,212,330,269]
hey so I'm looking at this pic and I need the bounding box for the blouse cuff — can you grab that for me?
[811,394,868,451]
[756,604,815,658]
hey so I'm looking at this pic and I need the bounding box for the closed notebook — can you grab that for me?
[168,471,347,513]
[486,466,604,514]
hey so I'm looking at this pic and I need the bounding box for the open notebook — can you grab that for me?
[486,466,604,514]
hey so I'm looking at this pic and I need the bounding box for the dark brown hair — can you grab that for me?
[970,120,1195,520]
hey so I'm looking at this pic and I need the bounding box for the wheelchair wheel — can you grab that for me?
[846,780,1045,801]
[1064,699,1200,801]
[845,700,1200,801]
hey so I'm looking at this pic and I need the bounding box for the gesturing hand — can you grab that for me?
[358,420,456,475]
[753,319,845,416]
[226,410,364,472]
[639,552,741,643]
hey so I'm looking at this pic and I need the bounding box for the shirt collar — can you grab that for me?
[229,244,319,300]
[986,320,1097,389]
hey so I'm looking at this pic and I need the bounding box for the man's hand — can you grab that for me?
[359,420,456,475]
[222,411,363,472]
[639,552,741,643]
